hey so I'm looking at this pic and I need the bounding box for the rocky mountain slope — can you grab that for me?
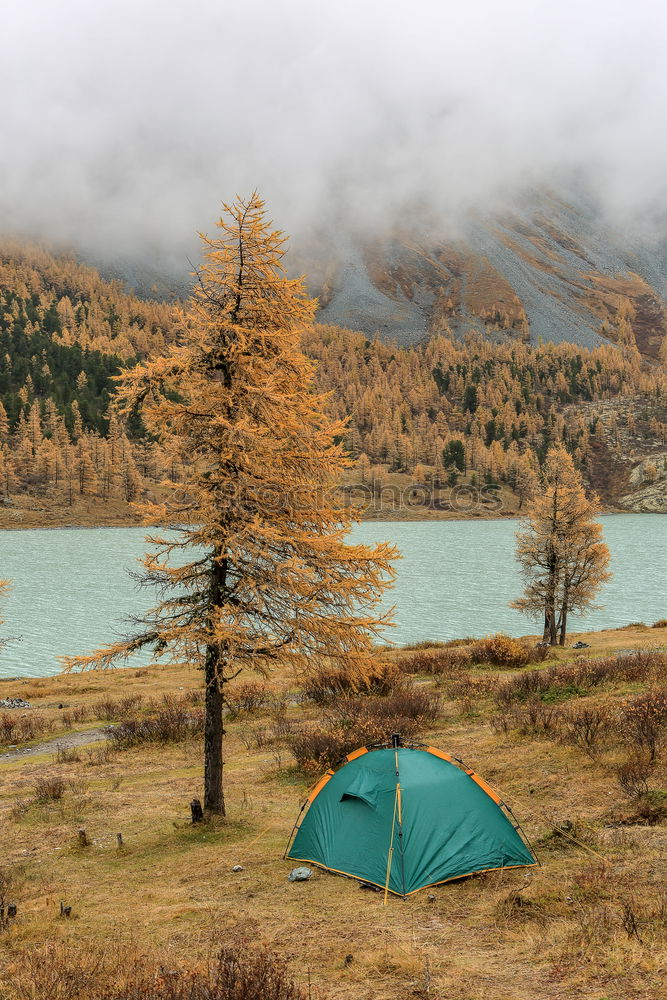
[305,190,667,360]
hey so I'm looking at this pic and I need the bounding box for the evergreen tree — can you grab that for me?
[62,195,397,814]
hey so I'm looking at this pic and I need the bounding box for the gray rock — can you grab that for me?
[231,865,244,872]
[0,698,31,709]
[288,866,312,882]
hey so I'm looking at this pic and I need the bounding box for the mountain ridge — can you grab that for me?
[304,191,667,360]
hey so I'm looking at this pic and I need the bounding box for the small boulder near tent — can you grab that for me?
[285,737,537,898]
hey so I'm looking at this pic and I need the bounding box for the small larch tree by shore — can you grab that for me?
[62,194,397,815]
[511,446,611,645]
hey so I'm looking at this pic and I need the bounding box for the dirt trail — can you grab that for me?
[0,727,109,764]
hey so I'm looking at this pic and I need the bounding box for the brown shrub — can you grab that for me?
[184,689,205,706]
[2,940,309,1000]
[290,687,441,773]
[61,705,89,727]
[9,798,30,820]
[225,682,270,717]
[495,670,554,706]
[559,703,614,753]
[116,945,307,1000]
[107,695,204,747]
[335,688,440,726]
[615,752,653,799]
[446,674,500,715]
[0,711,52,746]
[400,638,474,651]
[288,729,352,773]
[491,698,561,737]
[496,652,667,707]
[33,775,66,802]
[302,660,403,703]
[92,695,143,721]
[619,688,667,761]
[469,633,545,668]
[397,647,472,677]
[85,744,114,766]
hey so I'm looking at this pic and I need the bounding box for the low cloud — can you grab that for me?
[1,0,666,268]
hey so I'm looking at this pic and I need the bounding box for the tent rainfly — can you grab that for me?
[285,738,537,898]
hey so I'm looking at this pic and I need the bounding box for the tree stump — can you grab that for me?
[190,798,204,823]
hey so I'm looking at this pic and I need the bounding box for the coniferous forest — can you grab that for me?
[0,241,664,515]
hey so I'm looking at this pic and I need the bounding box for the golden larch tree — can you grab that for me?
[62,194,397,814]
[511,446,611,645]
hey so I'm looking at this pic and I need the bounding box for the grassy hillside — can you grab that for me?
[1,625,665,999]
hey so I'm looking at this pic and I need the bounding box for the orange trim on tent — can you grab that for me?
[307,769,334,803]
[427,745,503,806]
[425,746,454,763]
[345,747,369,762]
[466,771,503,805]
[285,855,538,897]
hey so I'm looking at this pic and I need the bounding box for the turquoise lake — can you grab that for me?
[0,514,664,679]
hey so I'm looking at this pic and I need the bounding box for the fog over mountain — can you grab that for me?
[2,0,666,270]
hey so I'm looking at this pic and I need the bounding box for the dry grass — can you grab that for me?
[1,939,313,1000]
[0,625,665,1000]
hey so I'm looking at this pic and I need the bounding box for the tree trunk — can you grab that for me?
[203,551,228,815]
[549,613,557,646]
[204,644,225,815]
[546,532,558,645]
[558,586,569,646]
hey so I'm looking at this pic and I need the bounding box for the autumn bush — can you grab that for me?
[1,940,311,1000]
[397,646,472,677]
[92,694,144,721]
[302,660,403,703]
[619,688,667,761]
[401,638,477,650]
[559,703,614,753]
[615,751,653,799]
[490,698,561,736]
[0,710,52,745]
[446,673,500,714]
[107,695,204,747]
[496,652,667,707]
[61,704,89,727]
[225,681,270,717]
[113,946,308,1000]
[290,688,441,773]
[33,775,66,802]
[469,633,547,669]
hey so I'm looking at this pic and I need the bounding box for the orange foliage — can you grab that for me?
[61,195,397,813]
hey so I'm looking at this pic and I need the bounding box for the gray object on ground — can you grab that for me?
[288,866,312,882]
[0,698,31,709]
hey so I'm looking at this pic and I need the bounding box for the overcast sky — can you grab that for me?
[1,0,666,265]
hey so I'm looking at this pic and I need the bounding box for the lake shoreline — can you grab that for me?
[0,514,664,682]
[0,478,643,531]
[0,504,645,532]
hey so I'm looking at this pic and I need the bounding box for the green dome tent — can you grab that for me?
[285,740,536,898]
